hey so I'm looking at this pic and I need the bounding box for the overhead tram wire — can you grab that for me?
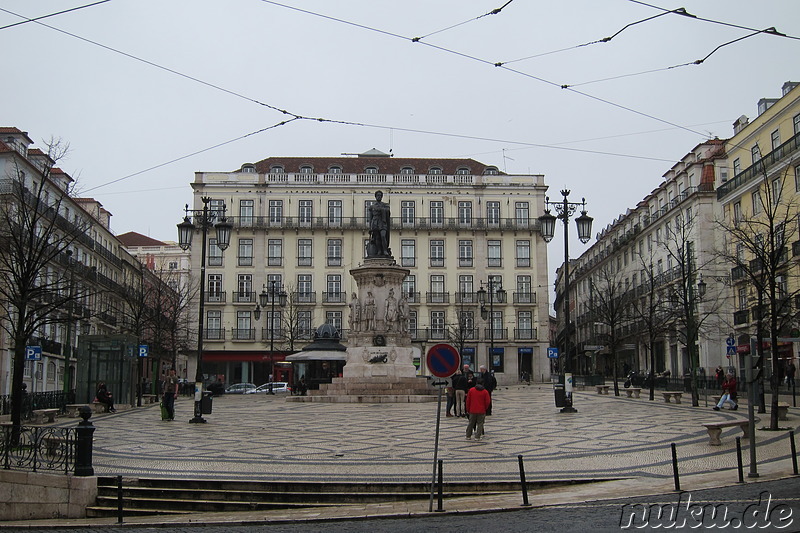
[562,27,786,88]
[412,0,514,41]
[627,0,800,41]
[0,0,113,32]
[498,8,690,66]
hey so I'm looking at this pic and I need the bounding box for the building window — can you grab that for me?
[327,238,342,266]
[430,239,444,267]
[300,165,313,174]
[431,311,445,338]
[328,200,342,225]
[403,275,416,299]
[487,201,500,225]
[516,240,530,267]
[209,199,225,219]
[168,261,178,270]
[459,275,474,303]
[733,201,742,224]
[738,287,747,310]
[428,167,442,175]
[458,201,472,225]
[365,166,378,174]
[240,199,254,227]
[208,238,222,266]
[401,239,416,267]
[298,311,312,338]
[430,201,444,225]
[269,200,283,224]
[401,201,415,226]
[327,275,342,300]
[299,200,313,225]
[238,238,253,266]
[400,166,414,175]
[484,166,499,175]
[515,202,530,227]
[268,239,283,266]
[237,274,253,303]
[270,165,284,174]
[771,178,782,206]
[771,129,781,151]
[297,238,312,266]
[456,167,470,175]
[430,275,445,296]
[488,240,501,267]
[459,239,473,267]
[751,145,761,163]
[795,166,800,192]
[794,113,800,135]
[207,310,222,339]
[752,190,762,215]
[208,274,222,301]
[297,274,313,301]
[326,311,343,331]
[236,311,253,340]
[409,311,418,337]
[328,166,342,174]
[733,158,741,176]
[518,311,532,338]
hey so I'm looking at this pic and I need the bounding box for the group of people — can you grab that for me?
[446,364,497,441]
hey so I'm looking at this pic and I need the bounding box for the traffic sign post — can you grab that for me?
[425,344,460,512]
[25,346,42,361]
[547,347,559,359]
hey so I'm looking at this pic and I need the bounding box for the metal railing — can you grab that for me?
[0,425,76,474]
[0,391,76,420]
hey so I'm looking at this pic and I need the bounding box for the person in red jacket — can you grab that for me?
[465,379,492,440]
[713,373,738,411]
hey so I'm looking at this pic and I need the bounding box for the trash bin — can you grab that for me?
[554,384,566,407]
[200,391,213,414]
[683,377,692,393]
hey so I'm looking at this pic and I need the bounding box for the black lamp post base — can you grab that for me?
[559,406,578,413]
[189,416,207,424]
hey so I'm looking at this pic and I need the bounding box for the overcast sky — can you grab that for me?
[2,0,798,288]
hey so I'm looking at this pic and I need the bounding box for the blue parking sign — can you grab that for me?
[25,346,42,360]
[547,347,559,359]
[139,345,149,358]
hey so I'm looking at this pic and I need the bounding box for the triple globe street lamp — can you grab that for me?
[477,279,506,372]
[539,189,593,413]
[255,281,287,394]
[177,197,232,423]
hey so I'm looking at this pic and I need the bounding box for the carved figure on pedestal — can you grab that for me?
[348,293,361,332]
[398,292,410,333]
[384,288,399,331]
[367,190,392,258]
[364,291,376,331]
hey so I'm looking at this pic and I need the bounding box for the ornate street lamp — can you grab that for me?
[177,196,232,423]
[261,282,287,394]
[538,189,593,413]
[477,279,506,372]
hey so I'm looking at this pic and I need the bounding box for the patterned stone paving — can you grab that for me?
[58,385,798,483]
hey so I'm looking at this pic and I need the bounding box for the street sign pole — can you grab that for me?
[425,344,459,513]
[747,337,758,478]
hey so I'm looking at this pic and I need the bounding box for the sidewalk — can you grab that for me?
[2,384,798,527]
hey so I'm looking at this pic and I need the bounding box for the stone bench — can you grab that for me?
[91,401,110,414]
[42,436,67,456]
[142,394,158,405]
[702,419,751,446]
[31,409,59,424]
[778,402,790,421]
[624,387,642,398]
[65,404,89,417]
[595,385,610,395]
[661,391,683,404]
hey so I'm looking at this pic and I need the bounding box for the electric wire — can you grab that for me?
[0,0,112,31]
[412,0,514,41]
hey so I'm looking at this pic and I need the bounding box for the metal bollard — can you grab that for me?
[518,455,531,507]
[117,475,124,524]
[671,443,681,492]
[74,406,95,477]
[736,437,744,483]
[791,431,798,476]
[435,459,444,512]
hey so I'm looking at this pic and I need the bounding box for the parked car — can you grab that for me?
[225,383,257,394]
[245,382,291,394]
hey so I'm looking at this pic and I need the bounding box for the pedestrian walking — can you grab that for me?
[479,365,497,416]
[713,373,738,411]
[452,370,467,418]
[162,369,179,420]
[465,379,491,441]
[787,361,796,390]
[445,382,455,417]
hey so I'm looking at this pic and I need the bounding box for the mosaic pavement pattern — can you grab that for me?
[57,385,798,483]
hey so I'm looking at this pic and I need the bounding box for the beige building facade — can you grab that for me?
[184,149,551,386]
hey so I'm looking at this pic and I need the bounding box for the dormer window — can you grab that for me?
[241,163,256,173]
[400,167,414,174]
[428,167,442,175]
[484,167,499,175]
[365,167,378,174]
[456,167,470,175]
[269,165,284,174]
[300,165,313,174]
[329,166,342,174]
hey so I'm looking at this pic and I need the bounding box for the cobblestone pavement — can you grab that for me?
[67,384,798,483]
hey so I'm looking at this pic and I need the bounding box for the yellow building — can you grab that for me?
[183,149,551,386]
[717,81,800,370]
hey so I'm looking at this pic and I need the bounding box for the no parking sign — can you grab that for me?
[426,344,460,378]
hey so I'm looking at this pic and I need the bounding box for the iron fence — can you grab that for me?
[0,425,76,474]
[0,390,76,420]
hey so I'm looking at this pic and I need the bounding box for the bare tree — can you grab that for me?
[0,140,92,428]
[587,264,633,396]
[716,167,800,429]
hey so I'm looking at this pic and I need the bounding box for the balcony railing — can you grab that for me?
[204,329,225,341]
[225,215,540,233]
[513,292,536,304]
[483,328,508,340]
[514,328,537,340]
[426,292,450,304]
[260,328,286,341]
[717,130,800,200]
[205,291,226,303]
[231,328,256,341]
[323,292,346,304]
[455,292,478,304]
[292,292,317,304]
[232,291,255,304]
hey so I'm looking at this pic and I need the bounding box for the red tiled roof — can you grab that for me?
[0,127,34,144]
[250,155,502,175]
[117,231,168,247]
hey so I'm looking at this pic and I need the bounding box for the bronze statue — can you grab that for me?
[367,190,391,258]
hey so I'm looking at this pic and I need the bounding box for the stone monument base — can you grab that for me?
[286,376,437,403]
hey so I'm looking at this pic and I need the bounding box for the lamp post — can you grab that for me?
[260,282,287,394]
[539,189,593,413]
[477,279,506,372]
[177,197,232,423]
[62,250,75,394]
[687,273,707,407]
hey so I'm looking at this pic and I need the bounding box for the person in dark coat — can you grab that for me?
[96,382,116,413]
[478,365,497,415]
[452,370,467,417]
